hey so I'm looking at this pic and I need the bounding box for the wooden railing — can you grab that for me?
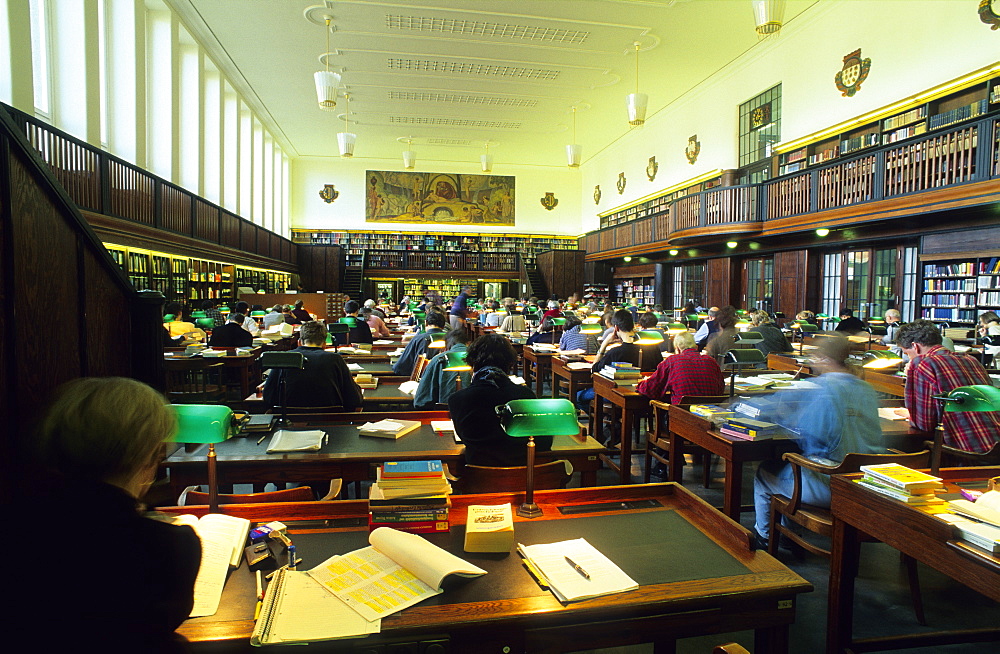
[584,115,1000,256]
[5,104,297,266]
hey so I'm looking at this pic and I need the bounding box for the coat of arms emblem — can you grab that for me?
[319,184,339,203]
[594,185,602,205]
[646,156,658,181]
[540,192,558,211]
[616,172,626,195]
[835,49,871,97]
[685,135,701,165]
[980,0,1000,30]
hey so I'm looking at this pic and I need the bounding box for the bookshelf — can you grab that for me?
[583,283,609,305]
[920,257,1000,325]
[402,278,479,303]
[613,277,655,306]
[597,176,726,230]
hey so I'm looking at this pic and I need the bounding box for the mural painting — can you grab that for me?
[365,170,515,225]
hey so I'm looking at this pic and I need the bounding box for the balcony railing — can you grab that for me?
[5,103,297,265]
[584,114,1000,256]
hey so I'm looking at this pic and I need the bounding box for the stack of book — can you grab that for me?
[598,362,641,381]
[369,461,452,533]
[855,463,945,506]
[689,404,735,423]
[355,373,378,389]
[719,417,781,441]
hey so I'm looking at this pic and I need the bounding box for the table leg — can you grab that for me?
[827,517,861,654]
[722,458,742,521]
[522,356,530,389]
[668,428,685,483]
[755,623,789,654]
[619,405,633,484]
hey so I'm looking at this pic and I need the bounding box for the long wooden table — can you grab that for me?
[827,467,1000,654]
[163,415,607,494]
[171,484,812,653]
[591,373,650,484]
[521,346,556,397]
[550,355,594,401]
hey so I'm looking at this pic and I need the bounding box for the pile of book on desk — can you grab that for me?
[718,417,781,441]
[855,463,945,506]
[944,488,1000,554]
[598,362,641,381]
[369,460,452,533]
[689,404,735,423]
[355,373,378,389]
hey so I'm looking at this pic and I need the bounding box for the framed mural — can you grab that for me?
[366,170,515,225]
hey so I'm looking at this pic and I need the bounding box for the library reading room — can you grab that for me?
[4,0,1000,652]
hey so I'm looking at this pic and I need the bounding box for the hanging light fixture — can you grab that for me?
[314,18,340,111]
[402,137,416,169]
[751,0,786,36]
[626,42,647,127]
[566,106,581,168]
[481,142,494,173]
[337,92,356,157]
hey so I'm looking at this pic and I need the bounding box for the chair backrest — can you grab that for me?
[410,353,429,382]
[677,395,730,407]
[458,460,572,494]
[831,450,931,475]
[179,486,315,505]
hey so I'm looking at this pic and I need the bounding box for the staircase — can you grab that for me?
[342,253,365,299]
[524,261,548,300]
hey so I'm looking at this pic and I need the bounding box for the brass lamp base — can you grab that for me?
[517,502,543,519]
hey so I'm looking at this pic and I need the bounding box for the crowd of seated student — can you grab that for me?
[262,320,362,410]
[413,328,471,410]
[209,312,253,347]
[7,377,201,651]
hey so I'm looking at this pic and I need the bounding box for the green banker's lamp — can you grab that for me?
[327,322,350,349]
[250,310,267,318]
[549,316,567,339]
[861,349,903,370]
[791,321,819,355]
[735,318,751,332]
[170,404,236,513]
[580,322,603,335]
[190,310,207,319]
[724,348,767,396]
[443,350,472,392]
[736,332,764,345]
[497,398,580,518]
[929,385,1000,472]
[218,306,230,315]
[195,318,214,330]
[163,314,175,323]
[635,330,665,371]
[666,322,688,335]
[411,309,426,330]
[427,332,447,351]
[866,324,887,350]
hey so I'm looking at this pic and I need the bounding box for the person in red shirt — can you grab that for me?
[637,331,725,405]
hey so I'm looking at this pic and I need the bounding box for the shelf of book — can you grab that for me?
[919,257,1000,325]
[597,176,727,230]
[584,283,609,304]
[613,277,655,306]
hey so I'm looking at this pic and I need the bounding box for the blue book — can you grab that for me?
[381,460,444,479]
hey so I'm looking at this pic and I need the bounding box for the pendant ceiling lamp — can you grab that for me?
[481,142,494,173]
[314,18,340,111]
[626,42,647,127]
[566,106,581,168]
[337,92,356,157]
[402,137,416,169]
[751,0,786,36]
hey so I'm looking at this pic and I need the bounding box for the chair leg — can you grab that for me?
[767,499,780,556]
[643,446,652,483]
[902,553,927,626]
[702,453,713,488]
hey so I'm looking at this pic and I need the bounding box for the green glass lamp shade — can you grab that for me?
[250,310,266,317]
[685,314,699,321]
[867,325,888,336]
[190,311,207,318]
[339,316,360,326]
[443,350,472,371]
[497,398,581,438]
[636,330,665,345]
[580,323,603,335]
[325,332,333,345]
[327,323,350,334]
[861,350,903,369]
[735,332,764,343]
[170,404,235,444]
[816,313,830,319]
[725,348,766,365]
[735,319,751,329]
[218,306,230,314]
[940,385,1000,412]
[195,318,215,329]
[697,313,709,320]
[163,314,175,323]
[666,322,688,334]
[736,310,748,317]
[792,322,820,333]
[549,317,567,326]
[412,310,426,319]
[826,317,841,324]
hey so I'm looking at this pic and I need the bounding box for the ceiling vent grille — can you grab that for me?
[388,91,538,108]
[387,58,560,80]
[385,15,589,44]
[389,116,521,129]
[426,138,473,145]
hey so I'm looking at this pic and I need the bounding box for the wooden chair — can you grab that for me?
[163,357,226,403]
[768,449,931,625]
[713,644,750,654]
[644,395,730,485]
[924,434,1000,474]
[178,480,343,505]
[409,353,429,382]
[454,460,572,494]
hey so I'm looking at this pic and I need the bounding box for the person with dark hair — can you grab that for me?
[448,333,547,466]
[750,335,883,550]
[526,316,560,345]
[637,311,670,353]
[290,299,312,323]
[233,301,259,335]
[835,308,866,334]
[577,309,654,412]
[978,311,1000,365]
[392,309,448,375]
[898,319,999,453]
[413,328,471,409]
[209,312,254,347]
[164,301,197,338]
[7,377,201,651]
[335,300,374,345]
[558,313,592,353]
[704,305,738,360]
[262,320,362,410]
[201,299,225,328]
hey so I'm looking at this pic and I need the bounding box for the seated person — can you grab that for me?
[364,298,386,319]
[8,377,201,651]
[361,307,391,338]
[498,300,527,333]
[577,309,654,411]
[233,301,259,335]
[637,332,725,405]
[262,320,362,410]
[201,299,225,328]
[558,313,595,354]
[694,306,720,350]
[898,319,999,453]
[449,333,547,466]
[834,308,866,335]
[413,328,471,409]
[209,312,254,347]
[541,299,563,321]
[392,309,448,375]
[526,317,560,345]
[637,311,671,353]
[262,304,286,329]
[704,305,739,360]
[978,310,1000,366]
[481,299,503,328]
[333,300,375,346]
[751,335,883,549]
[882,309,903,346]
[290,299,312,323]
[164,302,197,338]
[745,309,792,359]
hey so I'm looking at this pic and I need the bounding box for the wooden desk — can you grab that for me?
[165,348,263,400]
[592,373,650,484]
[347,362,395,376]
[173,484,811,653]
[522,347,556,397]
[766,353,812,374]
[550,356,594,401]
[163,419,606,493]
[860,368,905,397]
[827,467,1000,654]
[667,404,924,521]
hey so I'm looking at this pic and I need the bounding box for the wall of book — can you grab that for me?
[776,76,999,177]
[583,283,609,305]
[613,277,655,305]
[920,256,1000,325]
[400,277,497,303]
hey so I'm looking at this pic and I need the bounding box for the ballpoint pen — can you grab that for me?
[257,433,267,445]
[565,556,591,580]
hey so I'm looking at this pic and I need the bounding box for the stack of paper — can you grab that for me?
[267,430,326,453]
[517,538,637,602]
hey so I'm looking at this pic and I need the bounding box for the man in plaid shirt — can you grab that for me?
[637,331,725,405]
[898,320,1000,453]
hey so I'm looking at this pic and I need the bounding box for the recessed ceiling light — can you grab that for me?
[726,241,738,249]
[669,249,678,256]
[623,256,632,262]
[816,228,830,237]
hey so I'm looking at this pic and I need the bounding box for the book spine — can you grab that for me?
[856,479,936,503]
[368,500,451,509]
[368,511,450,522]
[368,520,451,533]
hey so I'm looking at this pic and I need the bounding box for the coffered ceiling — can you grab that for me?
[174,0,817,167]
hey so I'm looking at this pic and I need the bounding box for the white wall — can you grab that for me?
[291,155,584,236]
[581,0,1000,232]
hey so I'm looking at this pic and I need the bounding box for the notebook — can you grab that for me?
[517,537,638,602]
[267,429,326,453]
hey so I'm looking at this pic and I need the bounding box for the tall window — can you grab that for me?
[28,0,51,117]
[738,84,781,182]
[673,263,705,309]
[744,257,774,312]
[821,245,917,322]
[822,253,842,319]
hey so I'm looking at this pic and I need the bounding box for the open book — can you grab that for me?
[171,513,250,617]
[517,537,637,603]
[949,489,1000,528]
[306,527,486,621]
